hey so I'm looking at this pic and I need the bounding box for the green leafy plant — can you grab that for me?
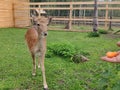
[45,49,54,58]
[47,42,76,58]
[98,29,108,34]
[87,32,100,37]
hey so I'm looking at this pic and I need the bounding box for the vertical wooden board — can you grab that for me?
[0,0,13,27]
[14,0,30,27]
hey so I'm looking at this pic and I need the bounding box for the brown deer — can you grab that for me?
[25,16,51,90]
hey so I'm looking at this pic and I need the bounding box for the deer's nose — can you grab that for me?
[44,32,48,36]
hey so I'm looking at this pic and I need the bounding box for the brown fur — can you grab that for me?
[25,28,38,52]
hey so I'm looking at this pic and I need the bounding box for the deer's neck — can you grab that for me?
[32,26,47,41]
[33,25,38,30]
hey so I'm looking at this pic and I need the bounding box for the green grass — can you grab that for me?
[0,28,120,90]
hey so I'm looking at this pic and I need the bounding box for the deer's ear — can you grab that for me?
[31,15,37,21]
[31,15,38,25]
[47,17,52,26]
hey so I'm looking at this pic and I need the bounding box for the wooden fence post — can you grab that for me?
[38,4,41,18]
[105,2,108,30]
[93,0,98,32]
[69,1,72,30]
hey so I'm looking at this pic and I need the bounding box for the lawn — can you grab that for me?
[0,28,120,90]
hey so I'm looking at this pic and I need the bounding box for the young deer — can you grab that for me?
[25,16,51,90]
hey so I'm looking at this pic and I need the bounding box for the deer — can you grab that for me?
[25,15,52,90]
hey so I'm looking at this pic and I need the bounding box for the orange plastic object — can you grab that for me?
[106,52,118,58]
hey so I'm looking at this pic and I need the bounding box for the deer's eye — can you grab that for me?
[37,24,40,26]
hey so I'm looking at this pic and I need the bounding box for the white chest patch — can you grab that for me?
[34,39,45,57]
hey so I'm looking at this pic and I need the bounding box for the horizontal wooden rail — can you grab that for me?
[14,7,120,10]
[52,18,120,22]
[14,1,120,5]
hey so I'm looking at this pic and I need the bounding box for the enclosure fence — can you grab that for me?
[1,1,120,31]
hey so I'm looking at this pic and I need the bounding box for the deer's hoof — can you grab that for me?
[32,73,36,76]
[43,88,48,90]
[38,65,41,68]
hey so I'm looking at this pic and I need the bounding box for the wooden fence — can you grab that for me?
[0,1,120,31]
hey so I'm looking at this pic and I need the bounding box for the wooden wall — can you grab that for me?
[0,0,29,28]
[14,0,30,27]
[0,0,13,27]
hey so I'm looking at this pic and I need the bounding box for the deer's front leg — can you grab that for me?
[31,53,36,76]
[38,56,41,69]
[40,52,48,90]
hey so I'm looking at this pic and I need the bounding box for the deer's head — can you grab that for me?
[32,16,52,38]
